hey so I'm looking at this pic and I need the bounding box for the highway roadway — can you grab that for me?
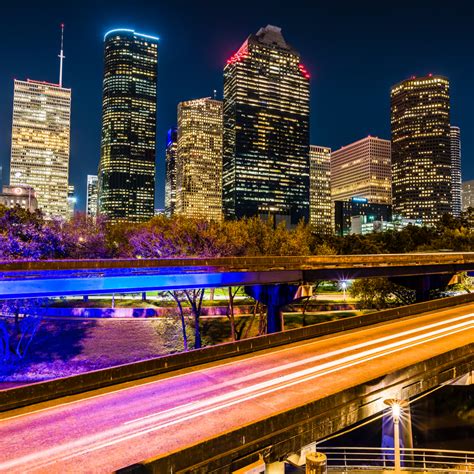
[0,304,473,473]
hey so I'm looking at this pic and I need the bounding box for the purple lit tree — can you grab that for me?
[0,298,49,361]
[62,213,110,259]
[0,206,67,260]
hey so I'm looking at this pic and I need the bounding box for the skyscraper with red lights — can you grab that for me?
[223,25,310,225]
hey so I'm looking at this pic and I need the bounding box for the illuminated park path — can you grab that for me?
[0,304,473,473]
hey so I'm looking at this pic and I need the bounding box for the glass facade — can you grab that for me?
[176,98,223,221]
[164,127,177,217]
[223,25,310,225]
[309,145,332,230]
[86,174,98,218]
[334,198,392,236]
[391,75,452,225]
[98,29,158,223]
[462,180,474,211]
[331,136,392,205]
[450,126,462,217]
[10,79,71,219]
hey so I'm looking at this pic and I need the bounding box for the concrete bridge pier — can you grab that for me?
[264,460,285,473]
[245,284,299,333]
[390,274,454,302]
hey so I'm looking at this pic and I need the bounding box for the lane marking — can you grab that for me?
[122,313,474,425]
[2,319,472,472]
[1,310,473,425]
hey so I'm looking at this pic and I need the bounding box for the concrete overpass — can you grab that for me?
[0,299,473,473]
[2,252,473,332]
[1,252,474,299]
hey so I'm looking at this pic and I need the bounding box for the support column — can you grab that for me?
[390,274,454,303]
[306,452,327,474]
[264,461,285,474]
[414,275,431,303]
[245,284,299,334]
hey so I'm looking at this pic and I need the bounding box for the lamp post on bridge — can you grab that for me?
[384,398,408,474]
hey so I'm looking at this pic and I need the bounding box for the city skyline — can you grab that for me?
[0,1,473,211]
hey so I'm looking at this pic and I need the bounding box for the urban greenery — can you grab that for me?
[1,204,473,365]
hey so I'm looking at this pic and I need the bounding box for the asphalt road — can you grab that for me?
[1,304,473,473]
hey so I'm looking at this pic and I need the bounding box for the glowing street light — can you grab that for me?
[384,398,408,473]
[340,280,348,301]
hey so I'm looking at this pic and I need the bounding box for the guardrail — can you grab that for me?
[2,292,474,412]
[318,446,474,472]
[1,252,474,273]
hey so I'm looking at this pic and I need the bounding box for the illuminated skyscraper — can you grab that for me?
[391,75,452,224]
[10,79,71,219]
[223,25,310,225]
[450,126,462,217]
[176,98,223,221]
[462,180,474,211]
[10,26,71,219]
[98,29,158,223]
[309,145,332,229]
[86,174,98,217]
[66,184,76,219]
[331,136,391,205]
[164,127,177,216]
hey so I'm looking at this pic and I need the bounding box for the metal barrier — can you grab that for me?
[317,447,474,472]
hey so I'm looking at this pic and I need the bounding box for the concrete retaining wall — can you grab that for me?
[44,302,358,319]
[1,292,474,412]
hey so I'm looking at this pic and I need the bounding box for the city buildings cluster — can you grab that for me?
[2,24,467,235]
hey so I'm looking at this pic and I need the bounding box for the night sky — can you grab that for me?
[1,0,473,211]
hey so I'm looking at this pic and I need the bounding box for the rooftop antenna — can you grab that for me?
[58,23,65,87]
[213,89,217,100]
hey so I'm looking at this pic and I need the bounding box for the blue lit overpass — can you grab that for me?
[1,252,474,299]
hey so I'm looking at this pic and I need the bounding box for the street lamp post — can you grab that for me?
[341,281,347,302]
[384,398,408,474]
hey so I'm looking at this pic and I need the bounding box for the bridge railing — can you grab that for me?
[317,446,474,472]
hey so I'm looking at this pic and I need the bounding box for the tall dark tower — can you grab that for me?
[98,29,158,223]
[164,127,177,217]
[223,25,310,225]
[391,75,452,225]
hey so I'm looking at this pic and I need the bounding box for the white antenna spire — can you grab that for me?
[58,23,65,87]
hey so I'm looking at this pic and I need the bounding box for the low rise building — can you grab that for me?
[334,197,392,236]
[351,214,422,235]
[0,185,38,212]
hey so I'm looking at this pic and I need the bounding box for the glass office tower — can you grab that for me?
[309,145,332,230]
[450,126,462,217]
[164,127,177,217]
[223,25,310,225]
[98,29,158,223]
[391,75,452,224]
[176,98,223,221]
